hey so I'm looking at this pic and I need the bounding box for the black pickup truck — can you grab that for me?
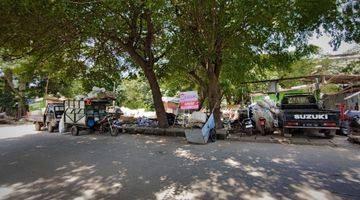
[280,94,340,138]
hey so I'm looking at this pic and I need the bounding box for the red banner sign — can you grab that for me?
[180,91,199,110]
[180,101,199,110]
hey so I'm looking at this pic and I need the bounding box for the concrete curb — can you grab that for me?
[122,126,228,139]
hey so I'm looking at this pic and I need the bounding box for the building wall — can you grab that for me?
[323,93,349,110]
[345,94,360,110]
[324,92,360,110]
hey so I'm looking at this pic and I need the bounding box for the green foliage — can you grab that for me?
[167,0,345,106]
[116,77,154,110]
[342,60,360,74]
[321,84,342,94]
[80,64,121,94]
[0,0,358,113]
[0,78,16,114]
[28,99,45,112]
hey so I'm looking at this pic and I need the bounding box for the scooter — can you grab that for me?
[242,118,254,135]
[98,114,122,136]
[258,117,267,135]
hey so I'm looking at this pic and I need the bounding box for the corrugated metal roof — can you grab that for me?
[344,91,360,100]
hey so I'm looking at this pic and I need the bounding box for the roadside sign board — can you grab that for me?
[180,91,199,110]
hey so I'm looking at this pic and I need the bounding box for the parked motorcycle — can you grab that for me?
[242,118,254,135]
[98,113,122,136]
[258,117,267,135]
[230,108,255,135]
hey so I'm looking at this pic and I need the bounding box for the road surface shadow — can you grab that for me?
[0,132,359,199]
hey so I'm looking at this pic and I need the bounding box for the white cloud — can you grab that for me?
[309,34,359,55]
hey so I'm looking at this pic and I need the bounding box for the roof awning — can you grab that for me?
[240,74,360,85]
[344,91,360,100]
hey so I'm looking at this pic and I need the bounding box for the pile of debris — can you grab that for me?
[75,87,116,100]
[347,111,360,144]
[115,107,158,127]
[229,96,280,135]
[188,111,207,128]
[0,112,14,124]
[251,97,280,132]
[136,117,158,127]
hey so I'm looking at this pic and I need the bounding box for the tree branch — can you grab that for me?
[144,9,154,64]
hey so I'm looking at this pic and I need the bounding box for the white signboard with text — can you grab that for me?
[180,91,199,110]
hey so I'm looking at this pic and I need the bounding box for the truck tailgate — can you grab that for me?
[283,110,340,129]
[27,115,43,122]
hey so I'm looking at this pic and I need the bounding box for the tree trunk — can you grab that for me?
[197,87,206,110]
[17,81,27,119]
[45,76,49,96]
[17,99,27,119]
[188,70,208,110]
[208,71,223,129]
[143,67,169,128]
[3,69,28,119]
[120,43,169,128]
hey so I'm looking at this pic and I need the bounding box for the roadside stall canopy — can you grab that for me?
[344,91,360,101]
[242,74,360,103]
[241,74,360,85]
[162,97,179,114]
[344,91,360,110]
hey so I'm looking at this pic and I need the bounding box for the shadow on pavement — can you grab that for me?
[0,129,359,200]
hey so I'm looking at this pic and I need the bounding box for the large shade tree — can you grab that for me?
[0,1,173,127]
[1,0,358,126]
[0,52,87,118]
[170,0,358,128]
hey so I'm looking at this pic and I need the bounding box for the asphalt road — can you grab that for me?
[0,125,359,200]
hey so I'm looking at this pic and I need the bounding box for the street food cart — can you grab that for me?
[64,98,113,136]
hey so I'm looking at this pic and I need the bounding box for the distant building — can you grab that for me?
[162,97,179,114]
[344,91,360,110]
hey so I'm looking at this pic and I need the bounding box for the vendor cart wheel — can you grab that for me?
[70,125,79,136]
[110,127,119,137]
[48,123,55,133]
[88,128,95,134]
[209,129,216,143]
[35,122,42,131]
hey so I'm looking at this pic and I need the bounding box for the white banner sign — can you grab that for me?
[180,91,199,110]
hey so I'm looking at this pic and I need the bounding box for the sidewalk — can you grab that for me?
[122,126,350,147]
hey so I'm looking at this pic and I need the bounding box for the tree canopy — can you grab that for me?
[0,0,358,126]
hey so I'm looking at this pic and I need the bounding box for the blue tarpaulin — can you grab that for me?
[201,113,215,143]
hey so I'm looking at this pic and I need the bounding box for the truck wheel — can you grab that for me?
[325,130,336,139]
[35,122,42,131]
[283,128,292,137]
[70,125,79,136]
[48,124,55,133]
[282,128,288,136]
